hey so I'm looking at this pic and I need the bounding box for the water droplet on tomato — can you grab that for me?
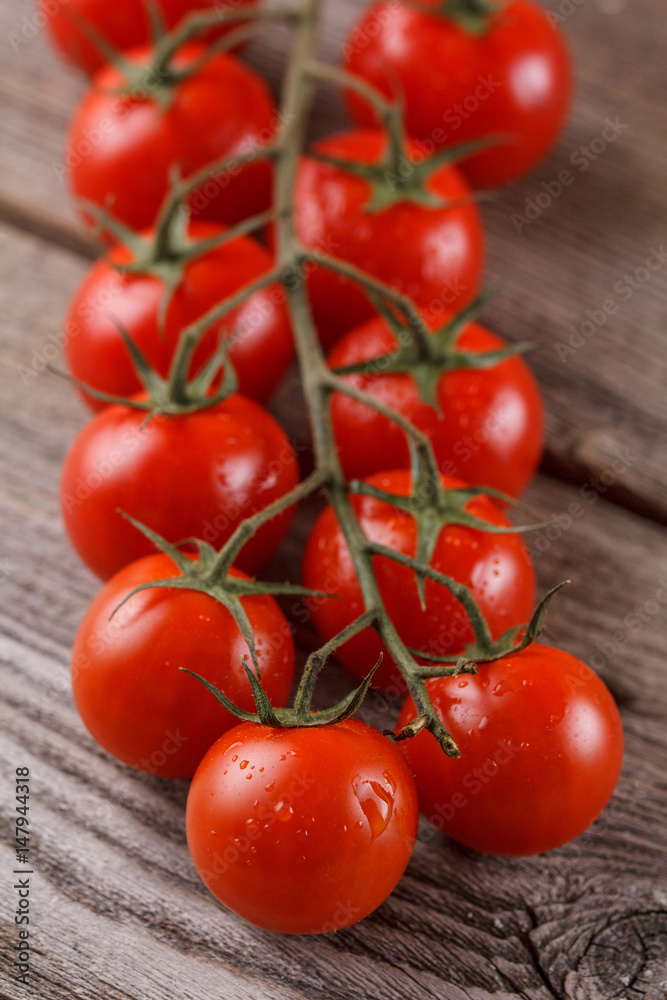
[239,760,249,769]
[353,777,395,841]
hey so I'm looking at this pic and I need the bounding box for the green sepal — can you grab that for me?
[310,133,506,215]
[332,288,534,413]
[241,660,281,727]
[110,513,330,673]
[407,581,571,671]
[59,311,240,417]
[181,654,382,730]
[308,656,381,725]
[354,472,554,610]
[145,0,168,46]
[181,669,261,723]
[370,541,497,651]
[60,4,133,74]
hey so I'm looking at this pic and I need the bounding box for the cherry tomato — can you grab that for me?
[72,552,295,778]
[45,0,259,76]
[397,644,624,855]
[186,718,418,933]
[328,312,544,498]
[67,43,275,234]
[60,393,299,580]
[302,470,536,692]
[343,0,571,189]
[292,129,485,347]
[65,220,293,411]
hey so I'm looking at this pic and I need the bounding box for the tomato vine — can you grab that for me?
[114,0,565,757]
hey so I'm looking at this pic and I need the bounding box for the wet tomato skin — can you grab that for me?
[72,553,295,778]
[60,393,299,580]
[343,0,572,189]
[65,221,293,411]
[186,718,419,934]
[292,129,485,348]
[46,0,260,76]
[328,313,544,498]
[397,644,624,855]
[302,470,536,692]
[68,43,275,234]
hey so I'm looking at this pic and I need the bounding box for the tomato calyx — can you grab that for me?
[185,613,383,730]
[114,505,328,673]
[61,204,285,418]
[81,182,276,330]
[417,0,506,36]
[306,65,500,212]
[90,4,297,112]
[332,290,534,411]
[404,579,570,672]
[60,313,240,417]
[354,472,548,604]
[392,580,570,751]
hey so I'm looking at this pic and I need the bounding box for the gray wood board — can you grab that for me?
[1,223,666,1000]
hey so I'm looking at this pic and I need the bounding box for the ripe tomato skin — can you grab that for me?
[328,313,544,498]
[46,0,259,76]
[72,553,295,778]
[60,393,299,580]
[64,221,293,411]
[302,470,536,692]
[186,718,418,934]
[292,130,485,348]
[67,44,275,234]
[396,644,624,856]
[343,0,571,189]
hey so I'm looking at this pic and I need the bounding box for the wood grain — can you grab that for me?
[0,0,666,517]
[1,0,666,996]
[1,223,666,1000]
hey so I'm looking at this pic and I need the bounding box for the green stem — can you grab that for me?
[151,4,302,79]
[268,0,461,754]
[206,468,331,582]
[165,268,281,402]
[300,249,433,358]
[153,146,279,260]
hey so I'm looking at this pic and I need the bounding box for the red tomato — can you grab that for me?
[72,553,295,778]
[60,393,299,580]
[46,0,259,75]
[186,718,418,933]
[397,644,624,855]
[67,43,275,234]
[292,130,485,347]
[328,313,544,497]
[343,0,571,188]
[65,221,293,411]
[302,470,536,692]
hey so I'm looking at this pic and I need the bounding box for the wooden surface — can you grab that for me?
[0,0,666,998]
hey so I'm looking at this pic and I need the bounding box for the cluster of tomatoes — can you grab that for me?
[48,0,623,936]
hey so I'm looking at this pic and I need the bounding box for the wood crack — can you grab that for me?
[522,906,561,1000]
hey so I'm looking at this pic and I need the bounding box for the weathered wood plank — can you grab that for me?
[1,223,666,999]
[0,0,666,521]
